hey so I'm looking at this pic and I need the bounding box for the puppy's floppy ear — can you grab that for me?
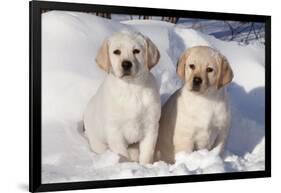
[145,37,160,70]
[216,55,233,89]
[176,51,189,80]
[96,39,111,73]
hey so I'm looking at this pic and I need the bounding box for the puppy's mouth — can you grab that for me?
[121,71,133,78]
[191,85,201,92]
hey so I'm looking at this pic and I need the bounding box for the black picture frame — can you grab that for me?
[29,1,271,192]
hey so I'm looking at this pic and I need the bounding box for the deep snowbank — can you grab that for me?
[42,11,265,183]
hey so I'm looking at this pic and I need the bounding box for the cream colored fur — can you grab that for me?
[155,46,233,163]
[84,30,161,164]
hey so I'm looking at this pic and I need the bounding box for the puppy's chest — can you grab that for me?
[114,89,152,117]
[110,87,155,119]
[114,90,155,144]
[178,95,226,131]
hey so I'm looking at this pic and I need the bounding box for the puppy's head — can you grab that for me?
[95,30,160,80]
[177,46,233,93]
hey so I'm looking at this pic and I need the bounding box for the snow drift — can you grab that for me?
[41,11,265,183]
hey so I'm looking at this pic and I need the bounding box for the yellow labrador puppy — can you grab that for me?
[155,46,233,163]
[83,30,161,164]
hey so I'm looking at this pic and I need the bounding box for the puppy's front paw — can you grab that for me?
[118,154,131,163]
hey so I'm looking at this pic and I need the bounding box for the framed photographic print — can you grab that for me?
[29,0,271,192]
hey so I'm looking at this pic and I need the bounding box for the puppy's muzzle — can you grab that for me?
[122,60,132,72]
[192,76,202,91]
[193,77,202,85]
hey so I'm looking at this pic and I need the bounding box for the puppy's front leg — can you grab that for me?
[139,125,158,164]
[213,132,228,155]
[174,134,194,154]
[107,134,129,161]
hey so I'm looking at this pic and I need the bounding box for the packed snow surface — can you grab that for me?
[42,11,265,183]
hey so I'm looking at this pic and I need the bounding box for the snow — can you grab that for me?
[112,15,265,44]
[41,11,265,183]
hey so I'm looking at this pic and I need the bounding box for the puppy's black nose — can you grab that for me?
[122,60,132,71]
[193,77,202,85]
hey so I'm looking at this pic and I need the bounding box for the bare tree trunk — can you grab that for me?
[143,15,150,19]
[225,21,235,40]
[252,23,259,39]
[96,12,111,19]
[245,23,254,43]
[171,17,179,24]
[163,17,179,24]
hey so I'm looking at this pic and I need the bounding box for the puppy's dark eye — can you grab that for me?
[206,67,213,73]
[113,49,121,55]
[133,49,140,54]
[189,64,195,70]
